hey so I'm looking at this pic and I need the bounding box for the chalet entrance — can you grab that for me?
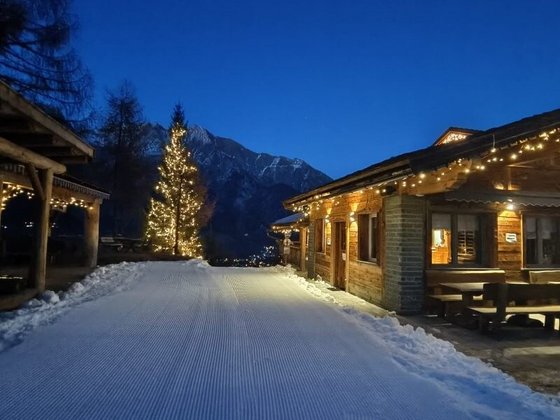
[333,221,346,289]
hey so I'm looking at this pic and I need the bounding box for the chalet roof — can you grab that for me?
[284,107,560,206]
[271,213,306,229]
[0,81,94,165]
[431,127,481,146]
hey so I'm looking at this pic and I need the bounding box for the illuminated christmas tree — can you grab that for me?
[145,104,205,256]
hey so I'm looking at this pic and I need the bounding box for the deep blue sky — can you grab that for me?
[73,0,560,179]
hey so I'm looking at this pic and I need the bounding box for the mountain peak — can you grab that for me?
[141,121,331,257]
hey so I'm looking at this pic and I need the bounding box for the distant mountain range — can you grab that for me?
[142,123,332,258]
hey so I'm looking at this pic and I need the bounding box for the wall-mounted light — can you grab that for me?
[380,185,396,196]
[349,211,356,223]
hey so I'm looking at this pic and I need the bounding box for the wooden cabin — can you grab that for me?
[0,81,107,298]
[281,109,560,314]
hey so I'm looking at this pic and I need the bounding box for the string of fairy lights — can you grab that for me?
[288,127,560,220]
[1,183,94,211]
[145,120,204,257]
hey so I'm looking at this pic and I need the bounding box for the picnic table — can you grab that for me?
[434,281,528,318]
[439,282,485,306]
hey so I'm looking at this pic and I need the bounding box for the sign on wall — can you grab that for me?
[505,233,517,243]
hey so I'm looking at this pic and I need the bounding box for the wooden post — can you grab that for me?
[29,168,53,291]
[300,228,307,272]
[84,199,101,268]
[0,178,3,260]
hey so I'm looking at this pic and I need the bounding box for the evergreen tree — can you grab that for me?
[0,0,92,119]
[97,81,149,235]
[146,104,206,257]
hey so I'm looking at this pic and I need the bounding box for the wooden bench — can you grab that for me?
[468,283,560,332]
[0,275,26,294]
[529,270,560,284]
[99,237,124,252]
[425,270,505,316]
[425,269,505,294]
[428,294,483,318]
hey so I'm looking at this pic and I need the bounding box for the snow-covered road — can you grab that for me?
[0,261,558,419]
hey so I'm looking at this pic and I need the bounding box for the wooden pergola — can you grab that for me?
[0,81,104,292]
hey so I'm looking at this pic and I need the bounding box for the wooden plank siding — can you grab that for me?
[496,209,524,281]
[307,189,384,303]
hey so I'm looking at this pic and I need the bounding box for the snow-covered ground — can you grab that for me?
[0,261,559,419]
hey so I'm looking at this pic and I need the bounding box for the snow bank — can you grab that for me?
[276,265,560,419]
[0,262,145,353]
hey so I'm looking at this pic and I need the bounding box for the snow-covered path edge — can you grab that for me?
[270,265,560,417]
[0,262,146,352]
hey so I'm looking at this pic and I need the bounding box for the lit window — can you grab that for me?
[431,214,452,265]
[431,213,482,266]
[358,213,378,262]
[457,214,479,264]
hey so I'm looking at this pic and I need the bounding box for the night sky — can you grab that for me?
[73,0,560,179]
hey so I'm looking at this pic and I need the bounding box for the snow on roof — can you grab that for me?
[271,213,304,227]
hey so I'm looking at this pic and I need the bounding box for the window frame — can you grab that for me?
[358,212,379,264]
[315,218,325,254]
[523,214,560,268]
[429,211,489,268]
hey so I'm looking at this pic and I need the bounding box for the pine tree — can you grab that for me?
[145,104,205,257]
[0,0,93,119]
[98,81,148,236]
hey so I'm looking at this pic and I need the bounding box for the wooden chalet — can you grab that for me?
[278,109,560,314]
[0,81,108,299]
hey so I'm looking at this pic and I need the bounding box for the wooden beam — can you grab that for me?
[0,82,94,159]
[29,168,53,291]
[56,156,90,165]
[0,133,56,146]
[0,176,3,245]
[31,146,75,157]
[84,199,101,268]
[25,164,44,201]
[0,136,65,174]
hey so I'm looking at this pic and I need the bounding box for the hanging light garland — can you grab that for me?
[288,127,560,213]
[1,183,94,211]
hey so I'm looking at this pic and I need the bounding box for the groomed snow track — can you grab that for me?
[0,261,558,419]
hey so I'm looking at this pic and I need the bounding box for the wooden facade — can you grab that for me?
[281,109,560,314]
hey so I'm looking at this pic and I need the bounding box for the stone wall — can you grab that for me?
[382,195,426,314]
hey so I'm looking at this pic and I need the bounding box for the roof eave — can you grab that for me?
[0,81,94,159]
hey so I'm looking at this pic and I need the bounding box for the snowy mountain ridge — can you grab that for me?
[142,122,331,257]
[144,123,330,192]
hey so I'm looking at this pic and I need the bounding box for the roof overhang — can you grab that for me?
[284,108,560,209]
[444,190,560,208]
[0,81,94,166]
[270,213,308,230]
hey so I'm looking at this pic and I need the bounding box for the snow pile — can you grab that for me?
[0,262,144,353]
[281,265,560,418]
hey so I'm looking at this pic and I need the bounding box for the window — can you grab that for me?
[315,218,325,253]
[524,216,560,266]
[358,213,378,262]
[431,213,482,266]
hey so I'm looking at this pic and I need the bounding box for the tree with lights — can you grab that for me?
[145,104,206,257]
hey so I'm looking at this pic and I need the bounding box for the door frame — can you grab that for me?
[332,221,347,290]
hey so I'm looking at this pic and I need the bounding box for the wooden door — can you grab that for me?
[334,222,346,290]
